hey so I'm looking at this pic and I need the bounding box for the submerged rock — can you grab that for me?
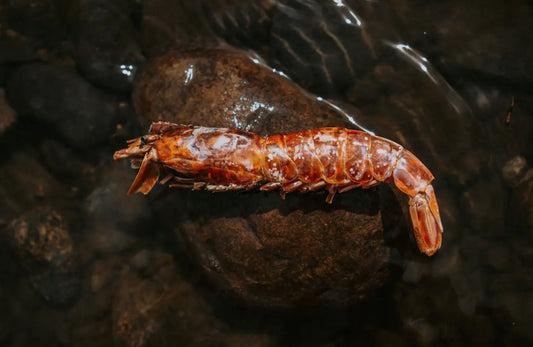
[6,63,118,149]
[6,208,80,305]
[112,249,277,346]
[204,0,372,95]
[133,46,355,134]
[0,89,17,135]
[70,0,145,92]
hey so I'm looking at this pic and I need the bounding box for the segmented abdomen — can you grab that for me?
[261,128,405,187]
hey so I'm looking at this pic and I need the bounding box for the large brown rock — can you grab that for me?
[133,46,404,308]
[133,46,355,134]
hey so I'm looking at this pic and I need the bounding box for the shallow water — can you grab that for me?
[1,0,532,345]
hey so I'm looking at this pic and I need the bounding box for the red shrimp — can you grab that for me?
[114,121,443,256]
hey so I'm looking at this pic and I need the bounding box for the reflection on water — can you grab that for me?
[1,0,532,345]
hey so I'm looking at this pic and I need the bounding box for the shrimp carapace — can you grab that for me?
[114,122,443,256]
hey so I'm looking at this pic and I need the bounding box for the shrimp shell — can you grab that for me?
[114,121,443,256]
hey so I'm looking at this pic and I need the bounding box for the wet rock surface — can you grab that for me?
[205,0,373,95]
[0,0,532,346]
[133,46,355,133]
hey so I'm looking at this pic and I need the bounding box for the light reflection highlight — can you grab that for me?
[184,64,194,84]
[386,41,471,115]
[332,0,363,27]
[119,64,134,77]
[316,96,375,135]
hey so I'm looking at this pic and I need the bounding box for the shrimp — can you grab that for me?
[114,121,443,256]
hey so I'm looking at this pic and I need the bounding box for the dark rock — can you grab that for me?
[112,249,277,346]
[70,0,145,92]
[374,330,408,347]
[6,63,119,149]
[350,0,533,83]
[460,175,506,236]
[0,89,17,134]
[6,207,80,305]
[203,0,274,51]
[138,1,218,55]
[0,35,40,64]
[346,57,487,187]
[81,165,153,259]
[170,189,395,308]
[81,227,137,259]
[39,139,97,192]
[85,165,153,233]
[205,0,373,95]
[454,84,533,171]
[88,256,125,293]
[3,0,66,50]
[429,1,533,83]
[507,165,533,232]
[133,46,356,133]
[502,156,528,187]
[68,286,116,346]
[269,0,372,95]
[0,288,11,343]
[0,152,70,224]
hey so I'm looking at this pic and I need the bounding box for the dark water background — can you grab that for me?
[0,0,532,345]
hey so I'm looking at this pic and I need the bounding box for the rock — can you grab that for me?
[269,0,372,95]
[0,89,17,134]
[68,285,117,346]
[70,0,145,92]
[85,166,152,231]
[346,58,486,187]
[81,166,153,258]
[0,152,70,224]
[203,0,274,51]
[89,258,121,293]
[0,287,11,343]
[460,175,506,235]
[351,0,533,83]
[138,1,218,55]
[39,139,97,193]
[6,207,81,305]
[204,0,373,95]
[502,156,528,187]
[454,84,533,172]
[133,46,355,133]
[112,249,277,346]
[0,35,40,64]
[3,0,65,50]
[6,62,118,149]
[507,166,533,232]
[170,189,397,308]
